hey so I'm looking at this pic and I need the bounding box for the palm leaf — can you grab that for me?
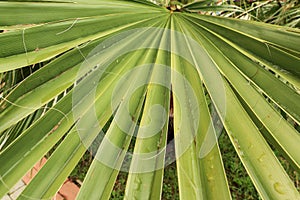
[0,0,299,199]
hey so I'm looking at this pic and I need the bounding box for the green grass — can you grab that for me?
[161,162,179,200]
[218,132,261,200]
[110,172,127,199]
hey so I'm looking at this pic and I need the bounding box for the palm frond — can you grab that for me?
[0,0,299,199]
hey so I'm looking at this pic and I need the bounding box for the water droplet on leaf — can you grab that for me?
[207,176,214,182]
[258,153,265,162]
[273,182,285,194]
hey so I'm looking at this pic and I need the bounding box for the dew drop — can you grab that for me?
[273,182,286,194]
[133,181,140,190]
[268,175,273,180]
[207,176,214,182]
[279,69,290,74]
[135,177,141,184]
[258,153,265,162]
[233,138,239,145]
